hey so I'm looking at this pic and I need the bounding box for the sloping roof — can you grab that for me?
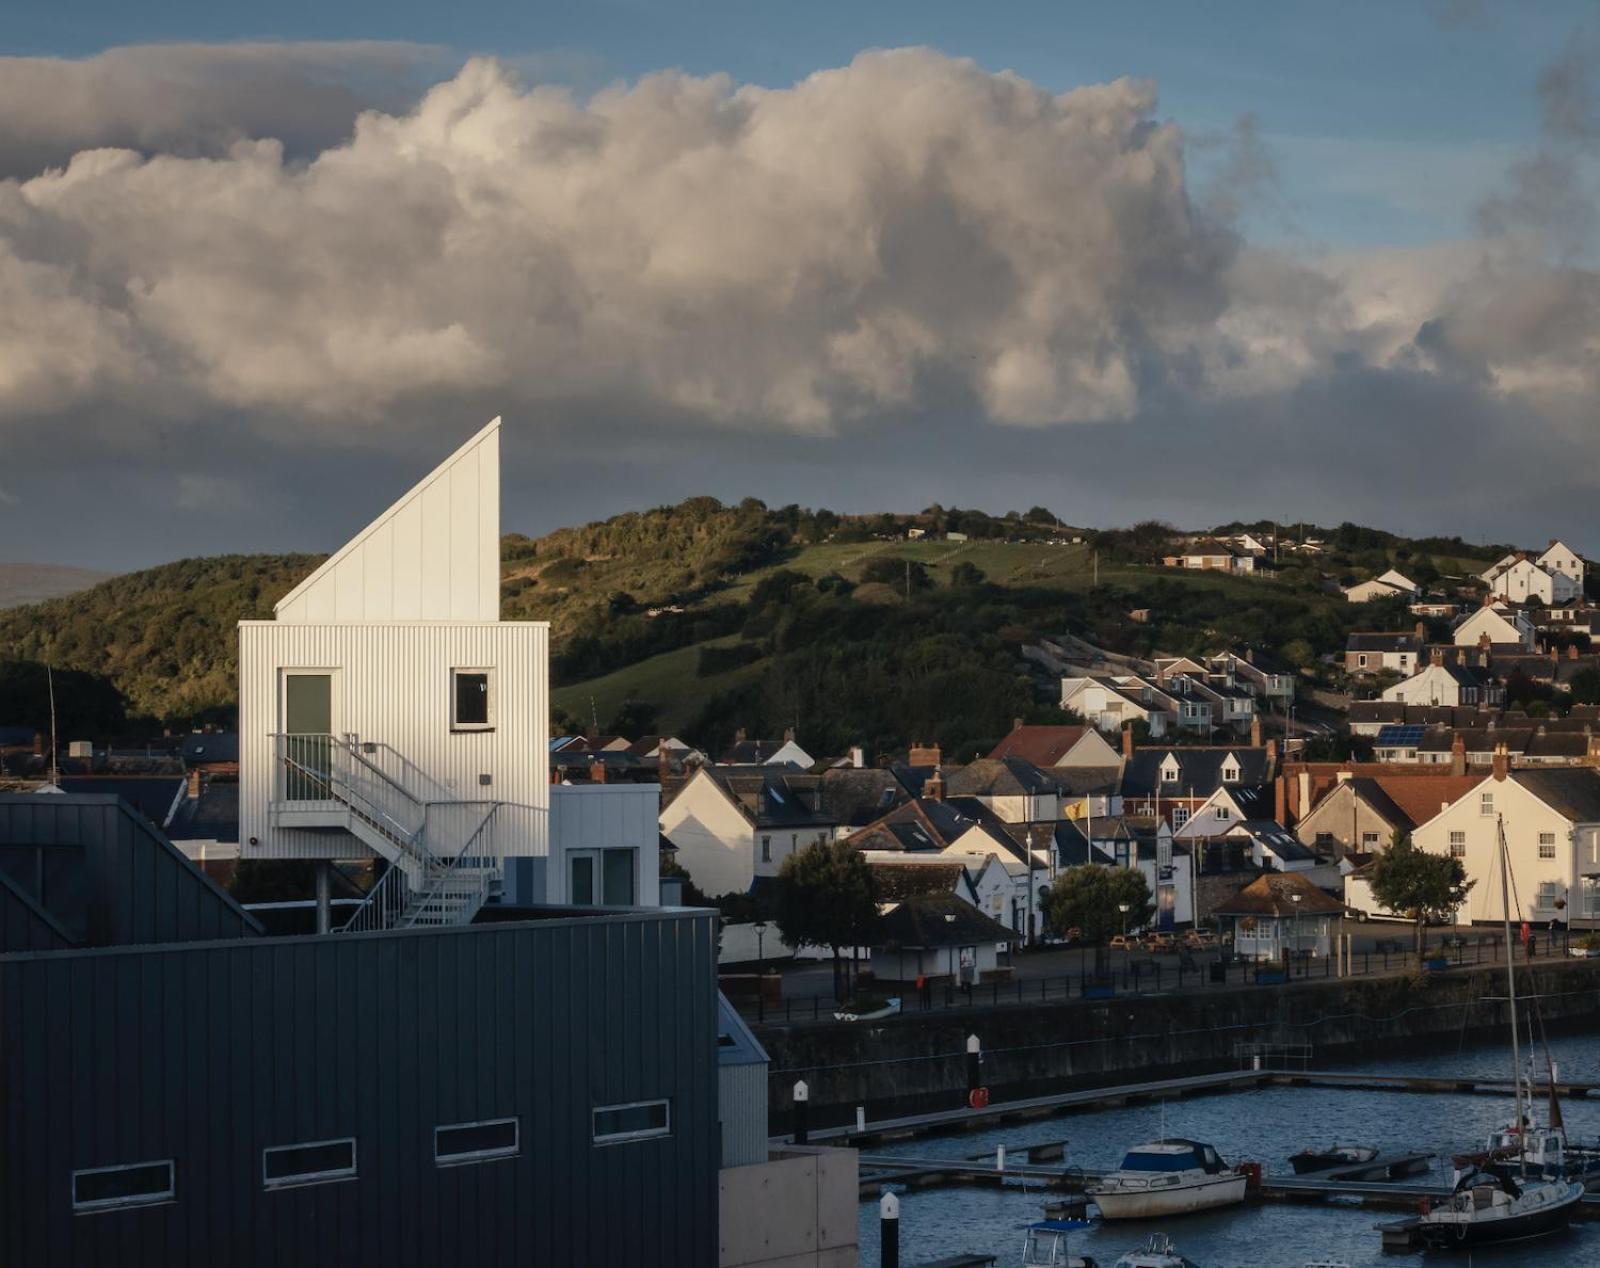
[1347,632,1422,653]
[716,993,769,1068]
[1370,774,1485,831]
[817,766,919,828]
[986,726,1090,767]
[1050,766,1123,797]
[720,739,808,766]
[1049,819,1117,866]
[944,757,1062,799]
[1512,769,1600,823]
[1237,822,1315,863]
[869,860,970,902]
[56,776,184,828]
[1122,747,1271,798]
[179,732,239,765]
[1214,870,1345,918]
[164,781,240,843]
[697,767,836,828]
[874,892,1014,948]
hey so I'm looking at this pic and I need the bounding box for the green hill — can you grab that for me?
[0,501,1512,754]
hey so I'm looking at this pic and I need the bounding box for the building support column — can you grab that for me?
[315,860,332,934]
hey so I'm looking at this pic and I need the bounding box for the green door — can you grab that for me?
[283,673,332,800]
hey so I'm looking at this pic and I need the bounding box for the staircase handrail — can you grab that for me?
[270,732,430,863]
[399,804,502,929]
[339,862,411,933]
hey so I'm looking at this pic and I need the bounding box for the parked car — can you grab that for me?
[1145,933,1179,953]
[1109,934,1140,951]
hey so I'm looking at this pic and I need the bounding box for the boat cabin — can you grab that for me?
[1022,1220,1096,1268]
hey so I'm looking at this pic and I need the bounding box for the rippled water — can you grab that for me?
[857,1030,1600,1268]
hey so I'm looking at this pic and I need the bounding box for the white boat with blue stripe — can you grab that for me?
[1089,1139,1247,1221]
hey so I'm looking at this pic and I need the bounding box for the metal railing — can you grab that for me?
[340,862,413,933]
[272,733,428,863]
[397,804,501,930]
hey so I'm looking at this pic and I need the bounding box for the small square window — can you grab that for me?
[436,1118,519,1166]
[1540,842,1557,860]
[1480,793,1495,817]
[263,1138,356,1189]
[72,1161,175,1214]
[1362,832,1380,845]
[593,1099,671,1145]
[451,669,493,730]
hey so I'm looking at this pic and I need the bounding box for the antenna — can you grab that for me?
[47,663,59,787]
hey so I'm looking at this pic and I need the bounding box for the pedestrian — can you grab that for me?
[916,973,931,1009]
[1528,933,1538,959]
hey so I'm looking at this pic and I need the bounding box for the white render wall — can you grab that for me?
[659,771,757,897]
[239,620,549,860]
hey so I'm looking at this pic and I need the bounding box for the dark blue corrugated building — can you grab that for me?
[0,794,720,1267]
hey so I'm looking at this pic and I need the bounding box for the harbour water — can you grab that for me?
[856,1028,1600,1267]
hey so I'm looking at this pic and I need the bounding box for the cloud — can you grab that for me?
[0,41,453,180]
[0,42,1597,565]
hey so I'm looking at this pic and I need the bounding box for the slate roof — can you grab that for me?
[1214,871,1345,918]
[874,893,1014,948]
[1347,632,1422,654]
[816,766,921,828]
[944,757,1062,799]
[1048,818,1117,866]
[869,860,971,902]
[697,767,836,828]
[1050,766,1123,797]
[56,776,184,828]
[1512,769,1600,823]
[1122,747,1272,799]
[721,739,806,766]
[164,780,240,843]
[985,725,1091,767]
[179,732,239,765]
[1236,821,1316,863]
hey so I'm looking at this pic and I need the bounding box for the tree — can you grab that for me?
[1367,831,1474,961]
[950,561,987,588]
[773,841,880,999]
[1042,865,1154,943]
[1280,639,1316,671]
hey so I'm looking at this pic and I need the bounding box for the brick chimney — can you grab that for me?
[1456,647,1468,666]
[1416,622,1427,643]
[187,768,203,799]
[550,766,564,785]
[1431,647,1444,666]
[657,745,670,782]
[1570,643,1581,661]
[735,726,747,744]
[908,742,942,767]
[1122,723,1135,761]
[783,726,795,743]
[1265,737,1278,770]
[1250,715,1262,747]
[1013,717,1024,732]
[1450,732,1466,777]
[1274,772,1287,826]
[1478,632,1492,652]
[1491,741,1509,782]
[925,770,945,802]
[589,760,608,784]
[31,730,44,755]
[1244,647,1254,664]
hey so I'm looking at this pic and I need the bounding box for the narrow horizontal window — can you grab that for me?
[262,1138,356,1189]
[436,1118,519,1166]
[593,1099,671,1145]
[72,1161,175,1213]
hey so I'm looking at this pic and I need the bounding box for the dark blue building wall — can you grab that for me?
[1,909,720,1267]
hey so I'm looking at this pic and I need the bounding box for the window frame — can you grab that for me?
[1480,793,1495,817]
[71,1160,176,1215]
[261,1137,358,1190]
[592,1098,672,1146]
[450,667,495,732]
[435,1117,520,1167]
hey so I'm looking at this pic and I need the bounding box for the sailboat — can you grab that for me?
[1417,817,1585,1249]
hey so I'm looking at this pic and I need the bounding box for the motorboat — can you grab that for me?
[1021,1219,1098,1267]
[1417,817,1586,1249]
[1288,1143,1378,1174]
[1088,1139,1247,1220]
[1111,1233,1196,1268]
[1417,1167,1583,1249]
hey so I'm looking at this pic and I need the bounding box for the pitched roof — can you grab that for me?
[986,725,1091,766]
[1214,870,1345,918]
[1347,632,1422,653]
[874,892,1014,948]
[944,757,1063,799]
[164,780,240,843]
[179,732,239,765]
[868,860,971,902]
[817,766,920,828]
[695,767,836,828]
[1512,769,1600,823]
[1122,747,1271,798]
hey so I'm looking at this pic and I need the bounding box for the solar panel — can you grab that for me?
[1376,724,1425,747]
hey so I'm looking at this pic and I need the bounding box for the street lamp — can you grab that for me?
[1290,892,1302,972]
[754,920,769,1021]
[1119,902,1131,942]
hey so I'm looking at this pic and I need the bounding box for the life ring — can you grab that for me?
[969,1087,990,1109]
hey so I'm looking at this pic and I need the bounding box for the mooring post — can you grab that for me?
[880,1191,900,1268]
[966,1033,981,1099]
[792,1080,809,1145]
[996,1144,1007,1172]
[856,1105,866,1134]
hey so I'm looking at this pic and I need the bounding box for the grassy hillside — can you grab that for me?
[0,499,1513,752]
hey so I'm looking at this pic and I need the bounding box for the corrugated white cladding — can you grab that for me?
[273,418,501,623]
[550,783,662,903]
[239,621,549,860]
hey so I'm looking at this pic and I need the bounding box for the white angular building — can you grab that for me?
[238,419,657,929]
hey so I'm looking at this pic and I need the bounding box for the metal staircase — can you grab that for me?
[270,733,501,932]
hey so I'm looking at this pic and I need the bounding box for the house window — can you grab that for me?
[1316,832,1335,847]
[1162,766,1178,784]
[1362,832,1380,846]
[1222,764,1240,783]
[1536,882,1563,912]
[1539,832,1557,860]
[436,1118,519,1166]
[593,1099,671,1145]
[1357,654,1368,668]
[1450,831,1466,857]
[1480,793,1494,817]
[760,835,772,863]
[451,669,493,730]
[72,1161,175,1214]
[1171,807,1190,828]
[1216,807,1229,821]
[262,1138,357,1190]
[569,849,636,906]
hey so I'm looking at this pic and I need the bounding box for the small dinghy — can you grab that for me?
[1288,1143,1379,1174]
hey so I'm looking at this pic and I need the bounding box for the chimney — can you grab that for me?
[1275,772,1287,826]
[1122,724,1135,761]
[735,726,747,744]
[187,768,203,799]
[1432,647,1444,666]
[1250,715,1262,747]
[657,745,670,782]
[1456,648,1467,667]
[1266,737,1278,772]
[589,760,608,784]
[1244,647,1254,664]
[1571,643,1581,661]
[1491,742,1509,782]
[1013,717,1024,732]
[849,745,864,769]
[908,743,943,767]
[1297,769,1311,819]
[1450,732,1466,777]
[783,726,795,743]
[31,731,44,756]
[550,766,564,785]
[1478,632,1492,651]
[1416,622,1427,643]
[925,770,945,802]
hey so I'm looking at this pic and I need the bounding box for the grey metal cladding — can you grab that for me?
[0,908,719,1267]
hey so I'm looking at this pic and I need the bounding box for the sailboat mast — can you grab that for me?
[1499,816,1526,1175]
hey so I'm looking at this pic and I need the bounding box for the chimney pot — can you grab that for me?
[1570,643,1580,661]
[783,726,795,743]
[187,768,203,799]
[1492,742,1509,782]
[589,760,609,784]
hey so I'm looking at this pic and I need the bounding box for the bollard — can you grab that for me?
[793,1080,809,1145]
[856,1105,867,1134]
[966,1034,982,1098]
[1253,1053,1262,1072]
[996,1145,1007,1173]
[880,1191,900,1268]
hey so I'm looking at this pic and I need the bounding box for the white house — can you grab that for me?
[238,419,658,928]
[1060,675,1172,737]
[1345,570,1417,603]
[1412,763,1600,925]
[1381,654,1503,708]
[1482,556,1581,605]
[658,766,835,897]
[1452,605,1536,650]
[1538,540,1586,590]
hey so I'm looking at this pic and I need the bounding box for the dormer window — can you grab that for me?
[1222,761,1240,783]
[1161,766,1179,784]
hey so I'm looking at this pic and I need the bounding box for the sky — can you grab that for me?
[1,1,1599,567]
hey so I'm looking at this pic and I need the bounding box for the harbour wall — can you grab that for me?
[756,960,1600,1128]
